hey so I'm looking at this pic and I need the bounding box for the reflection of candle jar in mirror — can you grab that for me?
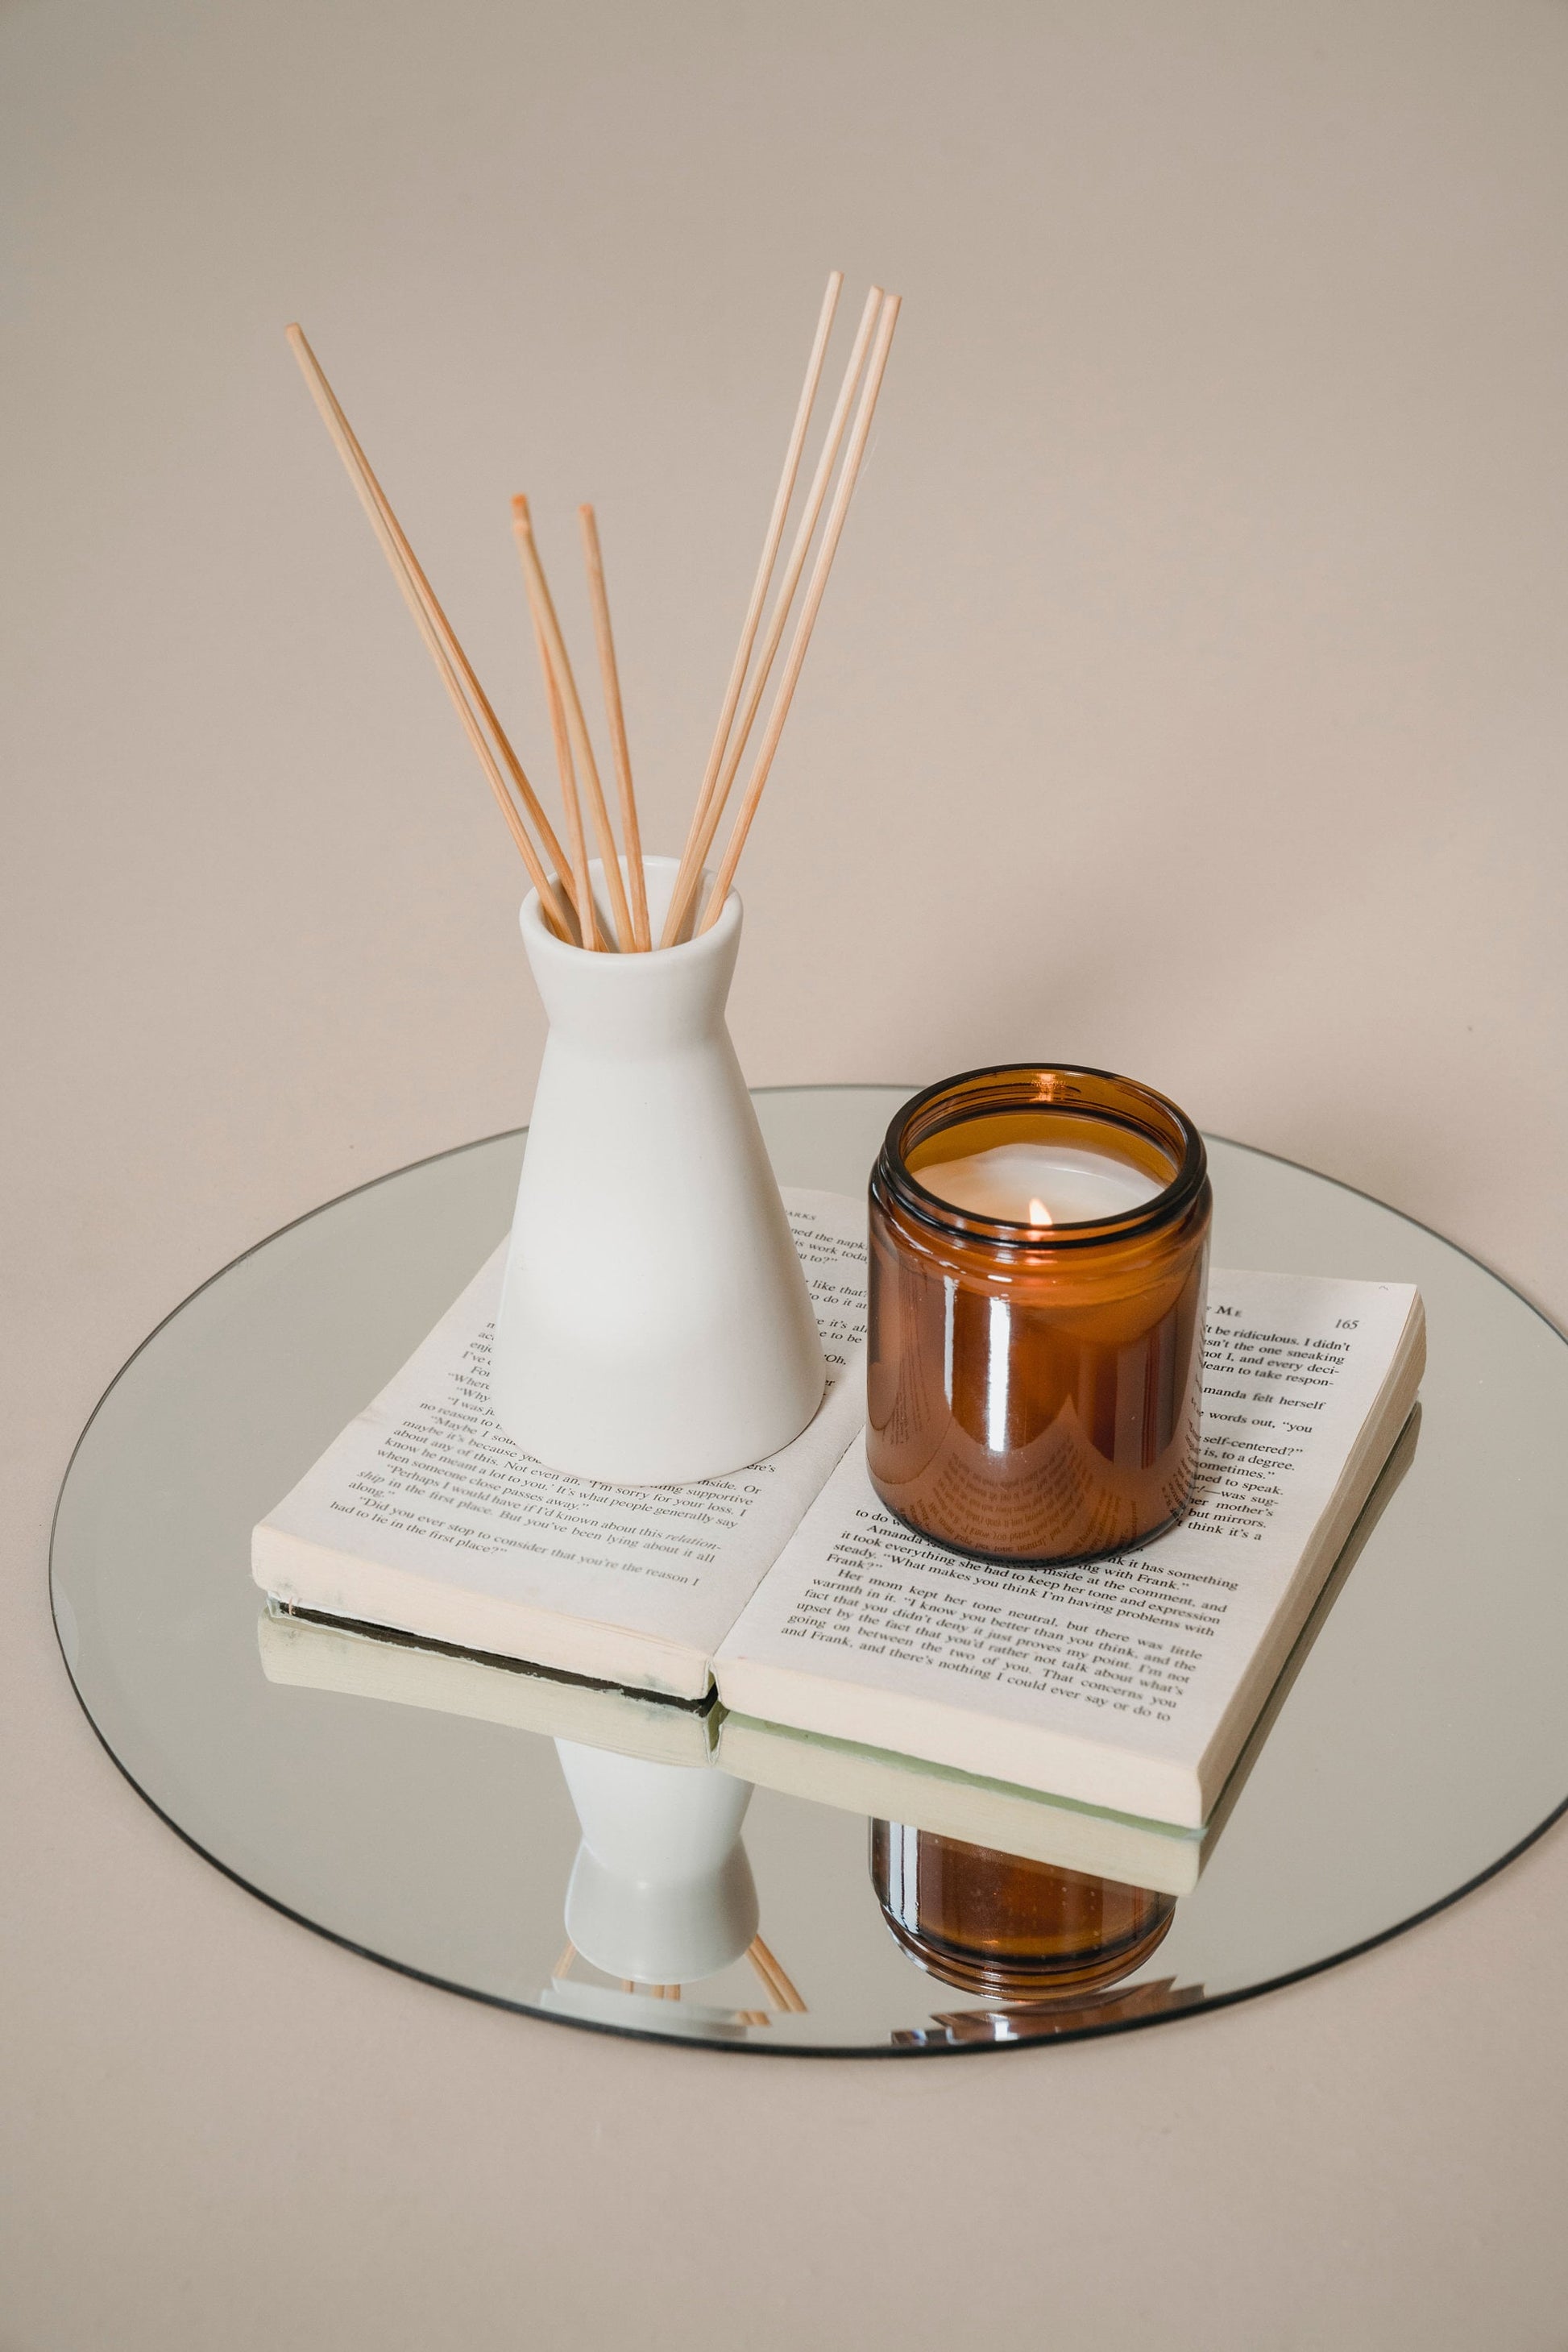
[868,1065,1211,1564]
[871,1822,1175,1999]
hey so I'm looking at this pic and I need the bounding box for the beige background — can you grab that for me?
[5,0,1568,2342]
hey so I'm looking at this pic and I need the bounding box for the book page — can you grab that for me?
[715,1270,1421,1822]
[255,1191,867,1686]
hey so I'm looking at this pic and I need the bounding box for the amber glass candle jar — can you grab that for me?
[871,1823,1175,1999]
[868,1065,1210,1565]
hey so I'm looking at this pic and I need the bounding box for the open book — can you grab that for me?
[257,1400,1417,1895]
[253,1189,1424,1829]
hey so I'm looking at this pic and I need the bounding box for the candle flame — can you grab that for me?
[1028,1196,1052,1227]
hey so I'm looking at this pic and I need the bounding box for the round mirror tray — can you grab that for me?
[50,1088,1568,2055]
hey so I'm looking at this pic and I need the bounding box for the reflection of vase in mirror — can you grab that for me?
[871,1821,1175,1999]
[556,1741,759,1987]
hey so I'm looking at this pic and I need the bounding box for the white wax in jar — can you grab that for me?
[916,1142,1166,1226]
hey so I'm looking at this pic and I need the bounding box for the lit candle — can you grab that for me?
[869,1068,1212,1565]
[906,1108,1172,1227]
[915,1139,1166,1226]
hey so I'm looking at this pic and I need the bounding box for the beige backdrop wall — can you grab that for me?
[4,2,1568,2346]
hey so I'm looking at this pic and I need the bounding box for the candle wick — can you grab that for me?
[1028,1197,1052,1227]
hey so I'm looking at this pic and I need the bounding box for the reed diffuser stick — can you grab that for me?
[512,499,637,952]
[578,504,650,950]
[662,272,844,946]
[662,284,882,947]
[699,293,901,931]
[747,1934,807,2012]
[284,326,577,935]
[746,1939,786,2005]
[529,596,600,950]
[516,492,597,948]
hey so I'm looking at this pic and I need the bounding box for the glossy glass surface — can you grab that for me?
[49,1088,1568,2055]
[869,1067,1211,1562]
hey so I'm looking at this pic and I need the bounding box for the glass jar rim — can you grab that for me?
[876,1063,1209,1250]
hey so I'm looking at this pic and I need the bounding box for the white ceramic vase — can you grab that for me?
[555,1741,758,1985]
[490,855,826,1484]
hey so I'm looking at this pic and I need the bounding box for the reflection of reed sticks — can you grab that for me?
[284,326,576,942]
[748,1934,806,2013]
[555,1937,786,2022]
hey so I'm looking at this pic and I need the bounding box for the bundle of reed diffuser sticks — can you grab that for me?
[286,271,898,951]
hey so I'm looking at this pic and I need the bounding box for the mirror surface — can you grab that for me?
[50,1089,1568,2052]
